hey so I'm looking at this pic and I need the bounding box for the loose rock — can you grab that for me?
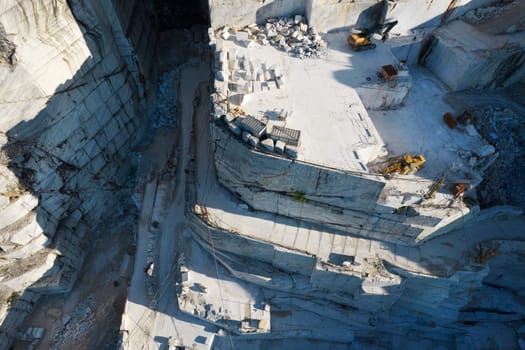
[217,15,327,59]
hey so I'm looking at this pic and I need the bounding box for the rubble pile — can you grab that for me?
[176,254,271,335]
[217,15,327,59]
[471,105,525,208]
[463,6,504,24]
[153,70,178,129]
[51,296,97,349]
[463,0,523,31]
[145,221,160,307]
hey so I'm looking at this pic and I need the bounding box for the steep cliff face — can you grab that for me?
[210,123,480,245]
[208,0,495,33]
[209,0,306,29]
[0,0,151,345]
[421,20,525,91]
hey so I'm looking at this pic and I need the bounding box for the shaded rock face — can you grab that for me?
[155,0,210,30]
[0,0,152,346]
[0,23,16,65]
[420,19,525,91]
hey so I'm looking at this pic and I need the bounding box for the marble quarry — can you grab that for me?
[0,0,524,349]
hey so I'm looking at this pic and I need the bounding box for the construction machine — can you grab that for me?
[347,19,398,51]
[347,32,377,51]
[348,0,399,53]
[383,154,426,176]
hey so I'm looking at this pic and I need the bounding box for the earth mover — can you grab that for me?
[383,154,426,176]
[347,32,376,51]
[347,19,398,51]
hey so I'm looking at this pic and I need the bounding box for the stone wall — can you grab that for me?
[392,267,489,324]
[212,124,384,212]
[208,0,495,33]
[189,215,316,276]
[112,0,159,83]
[208,0,306,28]
[189,214,398,312]
[307,0,496,33]
[0,0,154,346]
[305,0,378,32]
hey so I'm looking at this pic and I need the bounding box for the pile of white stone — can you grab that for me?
[216,48,286,96]
[218,15,327,59]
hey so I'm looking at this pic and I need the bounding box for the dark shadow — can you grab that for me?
[189,283,207,293]
[154,0,210,30]
[354,0,388,33]
[156,25,210,73]
[153,335,169,344]
[328,253,354,266]
[194,335,208,344]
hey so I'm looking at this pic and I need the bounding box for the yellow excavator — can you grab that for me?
[383,154,426,176]
[347,20,398,51]
[347,33,376,51]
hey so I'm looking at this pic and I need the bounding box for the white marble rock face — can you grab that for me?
[0,1,146,346]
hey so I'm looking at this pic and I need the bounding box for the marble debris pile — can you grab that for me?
[217,15,327,59]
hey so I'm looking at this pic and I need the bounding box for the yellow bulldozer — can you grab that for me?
[382,154,426,176]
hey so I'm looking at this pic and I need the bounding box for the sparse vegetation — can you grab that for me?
[291,191,307,203]
[6,292,20,309]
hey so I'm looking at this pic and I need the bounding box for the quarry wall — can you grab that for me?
[190,214,500,326]
[190,214,398,313]
[422,21,525,91]
[208,0,306,29]
[208,0,495,33]
[210,123,439,244]
[0,0,158,346]
[112,0,159,82]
